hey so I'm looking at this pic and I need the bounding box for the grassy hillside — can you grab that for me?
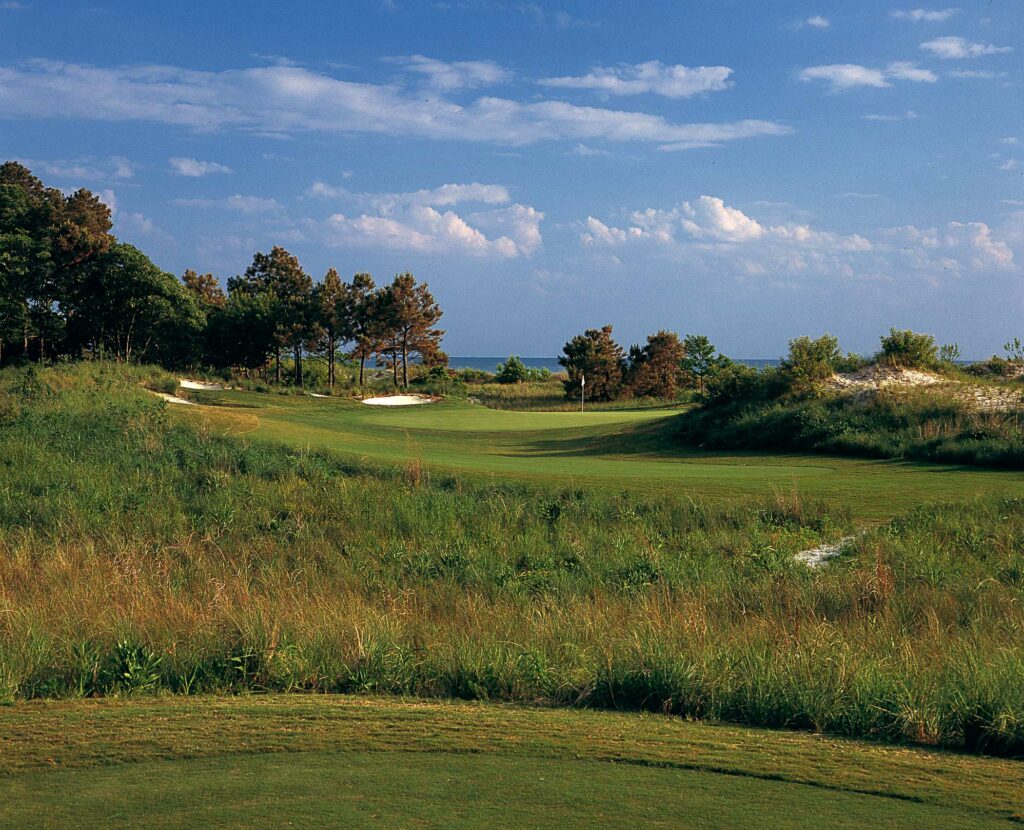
[1,696,1021,828]
[1,363,1023,756]
[678,379,1024,469]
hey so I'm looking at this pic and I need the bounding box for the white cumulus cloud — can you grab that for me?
[539,61,734,98]
[168,157,233,177]
[311,180,542,258]
[387,54,511,90]
[920,36,1012,59]
[890,8,960,22]
[800,62,936,91]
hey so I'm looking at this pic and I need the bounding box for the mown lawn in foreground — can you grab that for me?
[0,695,1020,828]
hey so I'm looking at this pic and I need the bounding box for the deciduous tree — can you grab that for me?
[681,334,728,397]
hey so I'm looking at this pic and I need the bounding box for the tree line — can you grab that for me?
[0,162,444,387]
[557,325,729,401]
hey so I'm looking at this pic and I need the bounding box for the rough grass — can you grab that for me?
[678,386,1024,469]
[1,363,1023,756]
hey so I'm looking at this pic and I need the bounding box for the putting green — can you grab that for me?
[179,390,1024,521]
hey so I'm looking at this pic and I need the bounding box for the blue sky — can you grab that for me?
[1,1,1021,357]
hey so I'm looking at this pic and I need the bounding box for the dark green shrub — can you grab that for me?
[780,334,842,389]
[877,329,938,369]
[495,355,530,384]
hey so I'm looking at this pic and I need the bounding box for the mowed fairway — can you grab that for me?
[1,696,1020,829]
[180,389,1024,521]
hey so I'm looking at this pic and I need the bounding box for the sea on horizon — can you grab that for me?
[447,356,781,373]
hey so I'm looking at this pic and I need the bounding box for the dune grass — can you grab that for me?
[679,384,1024,469]
[1,363,1023,756]
[1,695,1021,828]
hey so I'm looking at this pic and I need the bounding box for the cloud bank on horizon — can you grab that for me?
[0,0,1020,356]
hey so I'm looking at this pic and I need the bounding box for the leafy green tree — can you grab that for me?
[231,247,315,385]
[64,243,203,365]
[626,330,685,398]
[376,273,444,389]
[680,334,728,397]
[559,325,625,402]
[780,334,842,390]
[207,290,278,376]
[495,354,530,384]
[0,162,113,361]
[877,328,938,369]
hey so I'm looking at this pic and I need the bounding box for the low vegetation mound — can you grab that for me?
[1,363,1023,755]
[679,331,1024,469]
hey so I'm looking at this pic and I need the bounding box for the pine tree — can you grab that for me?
[558,325,625,402]
[376,273,444,389]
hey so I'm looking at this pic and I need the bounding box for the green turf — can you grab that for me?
[183,390,1024,521]
[1,751,1007,829]
[1,695,1020,828]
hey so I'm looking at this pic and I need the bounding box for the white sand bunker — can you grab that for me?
[152,391,196,406]
[795,536,855,568]
[179,379,223,391]
[362,394,436,406]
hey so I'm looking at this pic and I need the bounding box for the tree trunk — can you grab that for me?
[328,334,335,389]
[294,345,303,386]
[401,346,409,389]
[392,352,398,387]
[275,350,281,384]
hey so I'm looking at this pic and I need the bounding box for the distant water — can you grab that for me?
[448,356,780,373]
[449,356,563,373]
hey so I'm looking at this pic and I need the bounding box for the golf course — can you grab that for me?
[182,387,1024,522]
[2,366,1024,827]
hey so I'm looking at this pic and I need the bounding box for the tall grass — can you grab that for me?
[678,387,1024,469]
[1,363,1022,755]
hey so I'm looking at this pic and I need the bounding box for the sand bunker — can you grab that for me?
[362,394,436,406]
[794,536,855,568]
[152,391,196,406]
[824,366,943,393]
[179,379,223,391]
